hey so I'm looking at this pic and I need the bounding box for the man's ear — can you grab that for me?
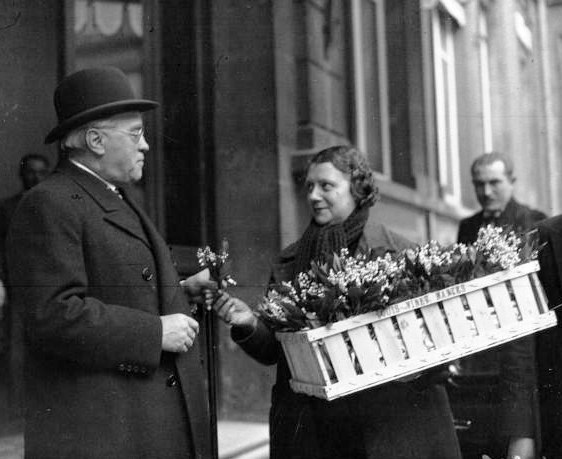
[85,128,105,156]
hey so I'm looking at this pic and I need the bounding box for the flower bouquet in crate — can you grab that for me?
[256,226,557,400]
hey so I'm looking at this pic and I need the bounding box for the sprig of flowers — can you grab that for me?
[256,226,542,331]
[197,238,237,288]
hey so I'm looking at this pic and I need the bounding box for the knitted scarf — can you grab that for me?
[294,205,370,276]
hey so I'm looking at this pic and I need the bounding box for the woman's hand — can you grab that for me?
[212,291,257,328]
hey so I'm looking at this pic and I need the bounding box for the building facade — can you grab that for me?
[0,0,560,447]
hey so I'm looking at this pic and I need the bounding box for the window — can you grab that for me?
[477,5,493,153]
[350,0,389,175]
[431,2,463,203]
[71,1,145,92]
[349,0,414,187]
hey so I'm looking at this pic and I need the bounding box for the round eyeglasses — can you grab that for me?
[95,126,146,144]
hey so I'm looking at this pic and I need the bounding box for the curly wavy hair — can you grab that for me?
[308,145,378,208]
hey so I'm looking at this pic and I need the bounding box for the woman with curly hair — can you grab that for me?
[213,145,461,459]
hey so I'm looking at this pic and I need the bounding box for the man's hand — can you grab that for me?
[180,268,218,304]
[160,313,200,353]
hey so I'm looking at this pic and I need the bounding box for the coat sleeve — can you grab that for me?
[496,337,537,437]
[6,189,162,373]
[229,254,296,366]
[231,319,280,366]
[538,224,562,308]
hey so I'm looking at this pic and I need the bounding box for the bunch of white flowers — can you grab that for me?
[260,289,296,323]
[296,272,326,302]
[474,225,521,270]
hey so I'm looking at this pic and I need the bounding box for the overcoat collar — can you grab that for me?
[57,160,151,249]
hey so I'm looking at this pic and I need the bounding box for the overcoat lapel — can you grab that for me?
[119,187,180,315]
[62,162,151,249]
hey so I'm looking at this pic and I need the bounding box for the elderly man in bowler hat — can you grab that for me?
[6,67,214,459]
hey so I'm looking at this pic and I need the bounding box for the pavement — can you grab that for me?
[218,420,269,459]
[0,420,269,459]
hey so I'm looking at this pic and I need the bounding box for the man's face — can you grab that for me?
[98,112,148,184]
[21,158,50,190]
[472,160,515,213]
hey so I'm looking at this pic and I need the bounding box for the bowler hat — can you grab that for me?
[45,67,159,144]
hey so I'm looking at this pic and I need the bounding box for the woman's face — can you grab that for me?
[305,162,357,226]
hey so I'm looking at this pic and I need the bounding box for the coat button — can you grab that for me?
[142,267,154,281]
[166,374,178,387]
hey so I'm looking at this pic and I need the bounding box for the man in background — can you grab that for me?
[458,152,546,243]
[0,153,51,286]
[0,153,50,422]
[0,154,51,249]
[454,152,546,459]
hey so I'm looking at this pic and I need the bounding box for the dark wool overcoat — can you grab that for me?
[232,222,462,459]
[457,198,546,452]
[457,198,546,245]
[537,215,562,459]
[6,161,211,459]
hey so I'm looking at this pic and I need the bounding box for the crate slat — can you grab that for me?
[465,289,496,335]
[420,304,453,348]
[372,318,404,364]
[347,326,384,374]
[487,282,518,326]
[311,342,334,384]
[299,339,328,385]
[396,311,428,358]
[441,296,473,341]
[322,334,357,381]
[511,275,540,319]
[282,340,321,385]
[530,272,549,314]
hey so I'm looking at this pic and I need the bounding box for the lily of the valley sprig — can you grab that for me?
[196,238,237,310]
[256,226,542,332]
[197,238,237,287]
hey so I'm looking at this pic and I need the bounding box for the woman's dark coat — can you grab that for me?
[233,223,461,459]
[6,161,210,459]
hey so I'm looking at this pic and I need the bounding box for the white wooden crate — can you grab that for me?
[276,261,557,400]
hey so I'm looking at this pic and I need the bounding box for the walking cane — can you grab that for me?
[205,302,219,459]
[199,238,233,459]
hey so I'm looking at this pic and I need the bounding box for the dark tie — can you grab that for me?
[482,210,501,225]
